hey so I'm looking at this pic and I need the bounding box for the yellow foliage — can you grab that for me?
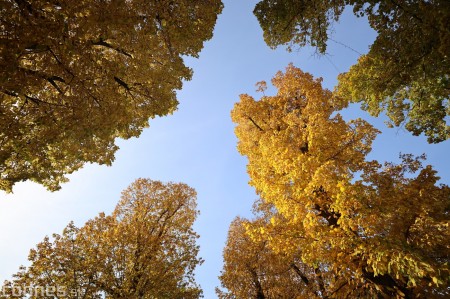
[0,0,223,192]
[2,179,203,298]
[230,65,450,298]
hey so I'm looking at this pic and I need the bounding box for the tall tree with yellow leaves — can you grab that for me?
[0,0,223,192]
[254,0,450,143]
[1,179,203,299]
[230,65,450,298]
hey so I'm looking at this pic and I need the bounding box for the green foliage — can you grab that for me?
[254,0,450,143]
[254,0,345,53]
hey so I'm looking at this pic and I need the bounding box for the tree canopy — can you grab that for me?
[227,65,450,298]
[0,0,223,192]
[1,178,203,298]
[217,216,324,299]
[254,0,450,143]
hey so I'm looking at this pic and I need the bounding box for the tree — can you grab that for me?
[0,0,223,192]
[253,0,450,143]
[1,178,203,298]
[1,222,101,299]
[217,215,329,299]
[230,65,450,298]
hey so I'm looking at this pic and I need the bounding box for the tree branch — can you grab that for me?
[362,268,411,298]
[290,263,309,285]
[247,116,264,131]
[114,76,130,91]
[324,281,347,298]
[92,39,133,58]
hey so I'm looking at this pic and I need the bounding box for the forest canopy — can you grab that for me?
[0,0,223,192]
[221,65,450,298]
[1,179,203,299]
[254,0,450,143]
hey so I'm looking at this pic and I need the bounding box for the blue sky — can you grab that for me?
[1,1,449,298]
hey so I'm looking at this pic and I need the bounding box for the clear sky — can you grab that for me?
[1,1,449,298]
